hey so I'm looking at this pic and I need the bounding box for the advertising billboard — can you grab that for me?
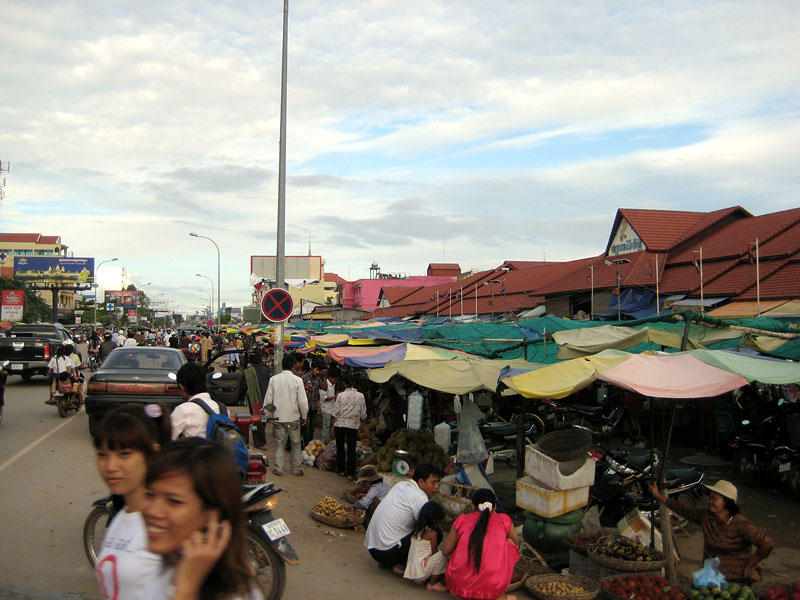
[105,290,141,307]
[1,289,24,321]
[13,256,95,284]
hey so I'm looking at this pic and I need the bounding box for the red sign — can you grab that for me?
[261,288,294,323]
[1,290,24,320]
[206,319,215,327]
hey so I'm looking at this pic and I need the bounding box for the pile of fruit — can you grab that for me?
[688,583,760,600]
[359,420,379,448]
[761,582,800,600]
[312,496,363,519]
[602,575,685,600]
[591,536,663,562]
[303,440,326,458]
[529,580,588,596]
[360,428,449,473]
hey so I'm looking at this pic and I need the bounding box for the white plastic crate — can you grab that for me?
[515,475,590,518]
[524,445,596,490]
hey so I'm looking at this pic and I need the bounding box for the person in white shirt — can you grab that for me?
[63,342,86,404]
[93,403,171,600]
[170,362,221,439]
[123,335,138,347]
[320,366,340,440]
[365,462,442,572]
[116,332,127,347]
[264,354,308,476]
[45,347,74,405]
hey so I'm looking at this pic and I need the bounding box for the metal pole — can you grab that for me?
[655,255,660,315]
[93,258,118,325]
[658,398,678,583]
[755,238,760,317]
[616,262,621,321]
[699,247,704,314]
[490,282,495,322]
[590,265,594,320]
[274,0,289,374]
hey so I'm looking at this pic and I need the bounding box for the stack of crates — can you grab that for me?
[516,445,596,518]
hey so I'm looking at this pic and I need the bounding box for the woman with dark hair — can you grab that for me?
[649,479,774,583]
[142,438,262,600]
[93,403,171,600]
[332,374,366,480]
[404,501,448,591]
[442,488,519,600]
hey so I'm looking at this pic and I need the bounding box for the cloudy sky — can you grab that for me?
[1,1,798,315]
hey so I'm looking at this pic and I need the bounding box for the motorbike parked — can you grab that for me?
[729,399,800,499]
[83,484,297,600]
[565,386,642,441]
[479,407,545,468]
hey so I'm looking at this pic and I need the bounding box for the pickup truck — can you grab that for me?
[0,323,74,381]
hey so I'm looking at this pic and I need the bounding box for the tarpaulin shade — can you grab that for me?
[707,300,789,318]
[597,353,748,398]
[502,353,630,399]
[326,343,470,368]
[608,288,654,312]
[688,349,800,384]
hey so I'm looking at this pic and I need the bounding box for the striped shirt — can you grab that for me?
[332,387,366,430]
[365,479,428,551]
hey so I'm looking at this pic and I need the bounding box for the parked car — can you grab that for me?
[0,323,73,381]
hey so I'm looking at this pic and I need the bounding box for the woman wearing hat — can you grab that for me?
[649,479,774,583]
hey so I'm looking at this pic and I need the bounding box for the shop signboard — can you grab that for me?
[608,218,645,257]
[1,289,24,320]
[127,308,138,323]
[13,256,95,284]
[105,290,142,307]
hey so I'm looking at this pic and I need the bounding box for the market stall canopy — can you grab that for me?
[326,343,471,368]
[552,324,742,359]
[707,300,790,318]
[597,353,748,398]
[686,349,800,385]
[502,353,630,399]
[367,357,543,395]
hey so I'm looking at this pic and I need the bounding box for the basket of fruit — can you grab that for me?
[588,535,666,572]
[692,582,759,600]
[564,527,618,556]
[601,574,685,600]
[753,581,800,600]
[507,542,553,592]
[525,574,600,600]
[310,496,365,528]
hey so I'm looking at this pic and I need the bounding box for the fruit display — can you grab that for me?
[687,583,758,600]
[602,575,685,600]
[304,440,326,458]
[530,580,589,596]
[591,536,663,562]
[359,428,449,473]
[359,420,379,448]
[312,496,363,519]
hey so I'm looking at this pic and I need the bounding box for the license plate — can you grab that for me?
[262,518,290,541]
[779,462,791,473]
[11,363,23,371]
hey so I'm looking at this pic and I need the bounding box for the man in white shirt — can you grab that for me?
[320,365,340,440]
[170,362,221,439]
[364,462,441,571]
[265,354,308,476]
[123,334,138,347]
[115,331,127,347]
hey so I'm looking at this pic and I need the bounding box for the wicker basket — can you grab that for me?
[537,429,593,462]
[564,528,618,556]
[506,569,528,593]
[517,541,554,577]
[310,508,365,528]
[525,574,600,600]
[599,576,681,600]
[587,546,666,573]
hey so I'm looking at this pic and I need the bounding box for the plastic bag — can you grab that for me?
[301,450,316,467]
[456,396,489,464]
[692,557,726,587]
[315,440,337,471]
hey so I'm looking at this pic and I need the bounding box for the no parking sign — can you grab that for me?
[260,289,294,323]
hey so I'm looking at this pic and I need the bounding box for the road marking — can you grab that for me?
[0,411,83,475]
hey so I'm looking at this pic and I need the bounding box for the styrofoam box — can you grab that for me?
[524,445,596,490]
[515,475,590,518]
[617,508,678,562]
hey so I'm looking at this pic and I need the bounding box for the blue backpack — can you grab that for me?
[190,399,249,476]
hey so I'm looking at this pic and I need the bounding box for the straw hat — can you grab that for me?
[705,479,738,502]
[357,465,383,483]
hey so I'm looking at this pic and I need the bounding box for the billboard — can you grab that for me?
[13,256,95,284]
[251,255,323,283]
[105,290,142,307]
[1,289,24,321]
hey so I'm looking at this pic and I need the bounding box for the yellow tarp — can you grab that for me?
[761,299,800,317]
[553,324,742,359]
[305,334,351,348]
[707,300,789,318]
[367,357,542,395]
[502,354,630,399]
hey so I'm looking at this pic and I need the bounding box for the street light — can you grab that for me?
[189,232,221,325]
[93,257,118,325]
[198,288,212,315]
[196,274,214,320]
[152,293,165,325]
[604,258,631,321]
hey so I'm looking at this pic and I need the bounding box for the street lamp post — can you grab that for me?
[483,279,503,321]
[196,274,214,320]
[93,257,118,325]
[189,232,221,325]
[198,289,212,317]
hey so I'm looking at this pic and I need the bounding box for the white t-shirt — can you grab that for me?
[144,568,264,600]
[321,378,336,415]
[123,338,138,347]
[95,509,161,600]
[48,356,73,374]
[170,393,221,439]
[364,479,428,551]
[116,336,126,347]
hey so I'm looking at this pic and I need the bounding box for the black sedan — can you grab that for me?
[85,347,186,435]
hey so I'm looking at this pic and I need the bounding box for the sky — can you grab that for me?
[1,1,799,316]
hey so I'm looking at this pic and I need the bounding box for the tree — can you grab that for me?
[0,277,53,322]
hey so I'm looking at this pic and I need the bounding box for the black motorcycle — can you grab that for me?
[83,483,297,600]
[566,396,642,441]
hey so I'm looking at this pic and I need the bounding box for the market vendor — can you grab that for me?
[364,462,441,572]
[649,480,774,583]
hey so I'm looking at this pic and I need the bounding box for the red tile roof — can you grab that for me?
[736,256,800,300]
[324,272,347,285]
[427,263,461,277]
[701,259,786,297]
[659,259,739,294]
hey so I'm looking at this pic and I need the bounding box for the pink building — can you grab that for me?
[342,275,458,311]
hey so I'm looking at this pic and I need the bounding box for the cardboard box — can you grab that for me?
[516,475,589,518]
[525,445,596,490]
[617,508,679,562]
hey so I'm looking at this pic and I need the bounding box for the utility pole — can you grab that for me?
[274,0,289,373]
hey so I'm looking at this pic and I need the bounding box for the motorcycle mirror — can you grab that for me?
[264,403,276,413]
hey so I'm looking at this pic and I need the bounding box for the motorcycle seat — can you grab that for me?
[571,404,604,415]
[664,468,703,489]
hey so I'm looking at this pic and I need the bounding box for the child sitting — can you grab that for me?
[404,502,449,592]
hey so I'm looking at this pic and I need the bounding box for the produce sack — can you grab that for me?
[355,442,373,467]
[315,440,337,471]
[692,557,726,588]
[301,450,316,467]
[456,396,488,464]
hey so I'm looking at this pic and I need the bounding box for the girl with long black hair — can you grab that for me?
[442,488,519,600]
[403,501,449,591]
